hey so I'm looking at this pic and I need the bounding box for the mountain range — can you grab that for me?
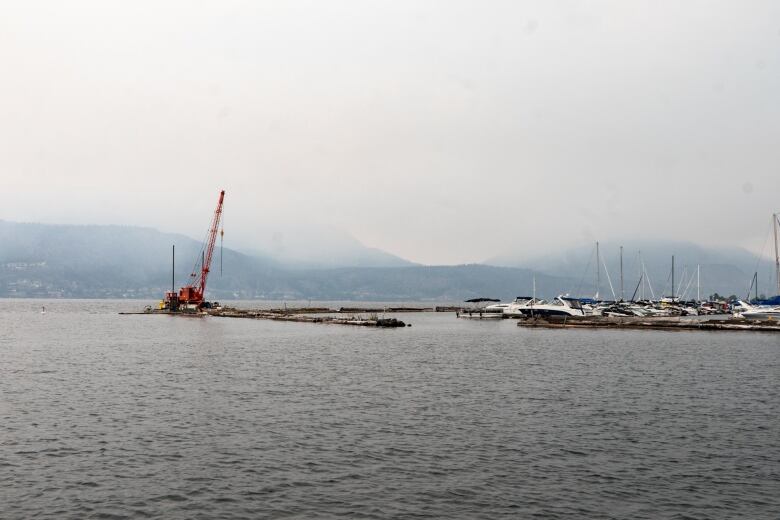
[238,224,415,269]
[486,240,778,301]
[0,220,774,301]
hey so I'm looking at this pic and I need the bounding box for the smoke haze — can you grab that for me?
[2,1,779,264]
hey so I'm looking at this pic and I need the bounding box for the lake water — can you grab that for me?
[1,299,779,519]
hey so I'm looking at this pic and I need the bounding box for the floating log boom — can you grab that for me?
[208,307,407,327]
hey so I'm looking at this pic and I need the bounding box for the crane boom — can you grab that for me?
[176,190,225,307]
[198,190,225,299]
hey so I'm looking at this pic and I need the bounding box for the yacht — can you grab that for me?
[484,302,510,313]
[513,296,586,318]
[740,305,780,320]
[502,297,545,318]
[731,300,754,316]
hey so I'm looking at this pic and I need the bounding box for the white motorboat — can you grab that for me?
[502,297,546,318]
[484,303,510,313]
[740,306,780,320]
[513,296,586,318]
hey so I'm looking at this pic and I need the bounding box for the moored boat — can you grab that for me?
[740,306,780,320]
[503,297,545,318]
[513,296,586,318]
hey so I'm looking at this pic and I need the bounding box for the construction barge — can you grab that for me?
[517,315,780,332]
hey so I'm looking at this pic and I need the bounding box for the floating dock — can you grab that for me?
[517,315,780,332]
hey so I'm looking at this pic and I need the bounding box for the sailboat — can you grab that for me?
[769,213,780,305]
[735,213,780,317]
[750,213,780,306]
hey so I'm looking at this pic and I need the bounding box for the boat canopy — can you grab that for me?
[560,297,584,309]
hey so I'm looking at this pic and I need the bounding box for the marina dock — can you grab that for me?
[517,315,780,332]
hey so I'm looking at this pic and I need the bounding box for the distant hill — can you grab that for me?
[486,240,778,300]
[270,265,577,302]
[2,221,771,301]
[0,220,280,299]
[0,220,570,301]
[238,224,415,269]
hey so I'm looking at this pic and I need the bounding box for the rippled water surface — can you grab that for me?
[1,299,779,519]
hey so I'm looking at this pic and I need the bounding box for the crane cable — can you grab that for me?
[188,222,212,288]
[186,195,225,289]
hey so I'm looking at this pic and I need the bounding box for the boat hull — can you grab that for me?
[517,309,584,318]
[741,311,780,320]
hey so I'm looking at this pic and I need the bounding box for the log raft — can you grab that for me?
[207,308,407,327]
[211,306,434,315]
[517,315,780,332]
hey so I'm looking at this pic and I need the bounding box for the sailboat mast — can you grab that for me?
[172,245,175,294]
[671,255,675,299]
[755,272,759,301]
[640,250,644,300]
[620,246,624,301]
[596,241,600,299]
[774,213,780,296]
[697,264,700,302]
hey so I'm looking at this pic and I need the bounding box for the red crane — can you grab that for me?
[165,190,225,310]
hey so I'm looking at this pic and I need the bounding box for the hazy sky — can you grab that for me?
[2,1,779,264]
